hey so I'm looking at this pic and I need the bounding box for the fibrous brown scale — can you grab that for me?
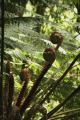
[50,32,63,45]
[20,68,30,82]
[43,48,56,62]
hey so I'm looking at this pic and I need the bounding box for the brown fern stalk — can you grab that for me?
[16,67,30,107]
[7,73,14,117]
[16,81,28,107]
[6,60,11,73]
[3,61,11,118]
